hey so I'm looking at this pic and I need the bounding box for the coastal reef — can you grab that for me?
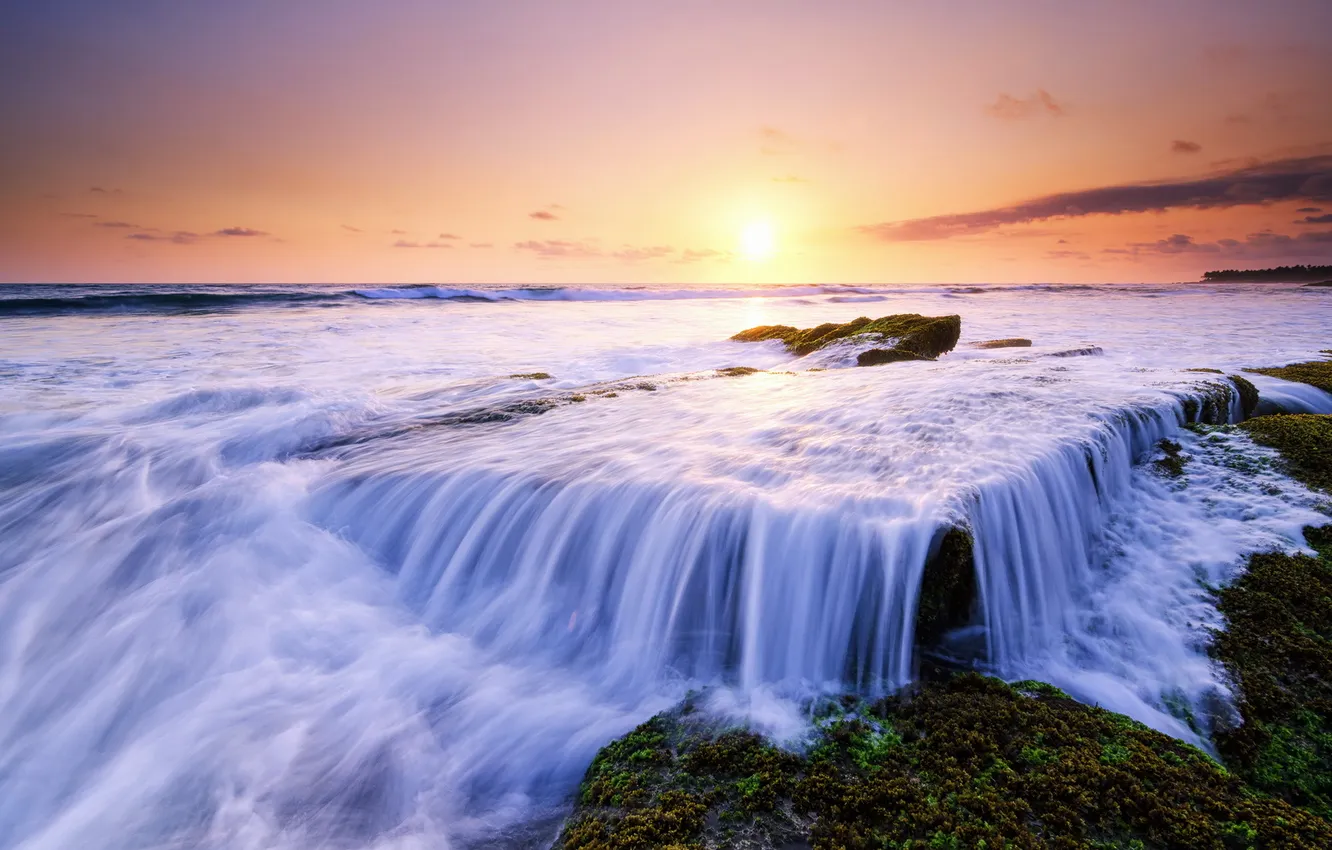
[558,674,1332,850]
[1245,359,1332,395]
[971,338,1032,349]
[731,314,961,365]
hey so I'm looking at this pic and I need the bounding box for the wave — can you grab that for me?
[0,288,351,317]
[352,284,887,302]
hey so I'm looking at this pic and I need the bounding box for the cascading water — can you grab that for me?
[2,281,1331,849]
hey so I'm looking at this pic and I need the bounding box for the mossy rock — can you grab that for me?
[971,338,1032,349]
[558,674,1332,849]
[1182,381,1237,425]
[1245,360,1332,394]
[716,366,763,377]
[1239,414,1332,493]
[1212,525,1332,820]
[915,528,976,646]
[1229,375,1261,419]
[731,314,961,363]
[1154,438,1187,478]
[510,372,554,380]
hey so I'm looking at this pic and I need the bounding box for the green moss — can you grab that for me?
[1182,381,1238,425]
[914,528,976,647]
[1211,525,1332,820]
[1154,438,1188,478]
[559,674,1332,849]
[1245,359,1332,394]
[509,372,554,380]
[971,338,1032,349]
[716,366,762,377]
[731,314,962,363]
[1229,375,1261,419]
[1238,414,1332,493]
[1186,368,1225,374]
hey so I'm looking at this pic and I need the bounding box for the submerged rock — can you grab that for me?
[1045,345,1103,358]
[1154,438,1188,477]
[558,674,1332,849]
[971,338,1032,349]
[731,314,961,365]
[1245,359,1332,394]
[914,528,976,647]
[716,366,763,377]
[510,372,554,380]
[1239,413,1332,493]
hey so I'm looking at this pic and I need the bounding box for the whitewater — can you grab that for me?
[1,281,1330,850]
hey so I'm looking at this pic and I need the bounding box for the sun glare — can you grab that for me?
[740,220,776,262]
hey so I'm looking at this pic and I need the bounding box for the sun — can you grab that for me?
[740,220,776,262]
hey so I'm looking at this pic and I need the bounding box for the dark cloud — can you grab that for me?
[89,186,123,195]
[341,224,363,233]
[514,239,600,258]
[214,227,267,237]
[437,233,461,240]
[95,221,142,229]
[1296,207,1323,214]
[1131,233,1221,254]
[1299,213,1332,224]
[1056,238,1069,244]
[986,90,1064,120]
[393,240,452,249]
[529,210,559,221]
[772,175,807,183]
[859,155,1332,242]
[1171,140,1202,154]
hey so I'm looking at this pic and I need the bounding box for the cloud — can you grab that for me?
[1056,238,1069,244]
[1296,207,1323,214]
[760,126,799,155]
[437,233,461,240]
[1115,228,1332,259]
[772,174,807,183]
[986,89,1064,120]
[529,210,559,221]
[859,154,1332,242]
[127,231,199,245]
[58,212,98,218]
[1047,249,1091,260]
[341,224,363,233]
[469,242,493,248]
[1171,140,1202,154]
[391,229,407,235]
[95,221,143,229]
[611,245,674,262]
[1130,233,1221,254]
[393,239,452,249]
[1299,213,1332,224]
[676,248,732,264]
[514,239,601,258]
[214,227,267,237]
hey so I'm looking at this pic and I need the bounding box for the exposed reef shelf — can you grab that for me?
[731,314,962,364]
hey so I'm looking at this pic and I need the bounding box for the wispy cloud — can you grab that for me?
[529,209,559,221]
[986,89,1064,120]
[1171,140,1202,154]
[1296,207,1323,214]
[1299,213,1332,224]
[58,212,98,218]
[676,248,733,264]
[391,229,407,235]
[514,239,600,258]
[214,227,266,237]
[393,239,452,249]
[611,245,674,262]
[1117,229,1332,259]
[859,155,1332,242]
[469,242,493,248]
[94,221,143,229]
[88,186,123,195]
[437,233,461,240]
[341,224,363,233]
[127,231,199,245]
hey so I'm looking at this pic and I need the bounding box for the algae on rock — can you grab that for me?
[730,314,961,364]
[1245,359,1332,394]
[558,674,1332,850]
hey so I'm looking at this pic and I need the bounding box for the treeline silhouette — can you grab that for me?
[1202,265,1332,282]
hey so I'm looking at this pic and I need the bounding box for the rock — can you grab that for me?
[730,314,962,364]
[1046,345,1103,358]
[556,675,1332,849]
[1245,359,1332,394]
[971,338,1032,349]
[914,527,976,647]
[855,348,921,367]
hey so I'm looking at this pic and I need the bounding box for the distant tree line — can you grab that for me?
[1202,265,1332,282]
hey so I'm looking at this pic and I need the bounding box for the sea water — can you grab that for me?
[1,281,1330,849]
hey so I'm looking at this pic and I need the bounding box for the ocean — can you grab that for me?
[1,281,1330,849]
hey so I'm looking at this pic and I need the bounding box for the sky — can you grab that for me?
[2,0,1331,284]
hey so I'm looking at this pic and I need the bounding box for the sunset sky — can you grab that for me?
[3,0,1331,284]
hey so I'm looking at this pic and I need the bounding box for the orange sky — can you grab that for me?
[2,0,1331,284]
